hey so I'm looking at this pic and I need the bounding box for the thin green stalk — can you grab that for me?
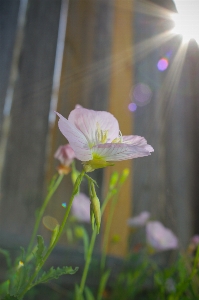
[19,170,85,299]
[27,174,64,256]
[78,226,98,297]
[77,190,114,299]
[100,184,124,272]
[100,195,117,271]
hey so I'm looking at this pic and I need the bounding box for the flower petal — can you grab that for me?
[56,112,92,161]
[92,143,153,161]
[68,107,120,144]
[127,211,150,227]
[123,135,154,152]
[54,144,76,166]
[146,221,178,251]
[72,193,90,223]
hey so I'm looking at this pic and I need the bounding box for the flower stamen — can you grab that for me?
[96,122,108,144]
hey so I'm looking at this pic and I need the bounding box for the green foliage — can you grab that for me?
[50,225,60,247]
[97,269,111,300]
[2,296,19,300]
[84,287,95,300]
[0,249,12,269]
[0,281,10,298]
[33,266,78,286]
[35,235,45,265]
[75,284,84,300]
[74,226,89,260]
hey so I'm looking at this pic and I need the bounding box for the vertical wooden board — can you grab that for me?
[46,0,114,246]
[45,0,96,242]
[88,0,114,112]
[133,1,196,248]
[0,0,61,239]
[0,0,20,134]
[103,0,134,257]
[189,42,199,235]
[132,10,169,245]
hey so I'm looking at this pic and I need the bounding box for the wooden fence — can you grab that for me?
[0,0,199,260]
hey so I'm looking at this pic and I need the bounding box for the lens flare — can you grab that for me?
[42,215,59,231]
[132,83,152,106]
[171,1,199,44]
[128,102,137,112]
[62,202,67,208]
[157,58,169,71]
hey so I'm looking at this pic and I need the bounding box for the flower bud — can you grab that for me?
[90,204,95,231]
[91,196,101,234]
[119,168,130,184]
[109,171,119,189]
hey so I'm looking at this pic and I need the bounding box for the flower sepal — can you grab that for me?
[83,158,114,173]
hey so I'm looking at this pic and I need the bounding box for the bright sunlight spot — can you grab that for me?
[172,1,199,44]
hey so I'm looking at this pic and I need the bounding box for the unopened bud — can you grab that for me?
[109,171,119,189]
[71,169,80,185]
[75,226,84,238]
[91,196,101,234]
[90,204,95,231]
[119,168,130,184]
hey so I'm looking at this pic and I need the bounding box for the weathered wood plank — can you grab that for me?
[0,0,20,134]
[46,0,114,248]
[0,0,61,239]
[103,0,134,257]
[133,0,197,247]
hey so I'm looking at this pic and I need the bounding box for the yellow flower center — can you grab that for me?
[84,124,123,172]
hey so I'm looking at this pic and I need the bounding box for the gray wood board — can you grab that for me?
[0,0,20,134]
[0,0,61,238]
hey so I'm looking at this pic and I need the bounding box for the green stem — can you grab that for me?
[100,181,124,272]
[78,227,98,298]
[19,170,85,299]
[27,174,64,256]
[100,196,117,271]
[77,190,114,299]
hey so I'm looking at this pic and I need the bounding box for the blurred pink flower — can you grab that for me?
[54,144,76,175]
[72,193,90,223]
[54,144,76,166]
[146,221,178,251]
[191,235,199,246]
[127,211,150,227]
[56,107,154,172]
[75,104,82,109]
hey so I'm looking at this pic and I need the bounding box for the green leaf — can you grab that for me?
[0,280,10,297]
[2,296,19,300]
[75,284,84,300]
[97,269,111,300]
[34,266,78,285]
[35,235,45,264]
[0,249,12,269]
[85,286,95,300]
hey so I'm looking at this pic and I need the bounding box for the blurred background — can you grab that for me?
[0,0,199,263]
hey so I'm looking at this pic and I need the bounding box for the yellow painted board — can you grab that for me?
[103,0,134,257]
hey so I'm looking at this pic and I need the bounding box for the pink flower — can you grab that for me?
[191,235,199,246]
[54,144,76,175]
[72,193,90,223]
[56,107,154,172]
[146,221,178,251]
[54,144,76,166]
[127,211,150,227]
